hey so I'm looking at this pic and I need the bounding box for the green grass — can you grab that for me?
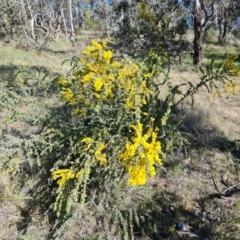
[180,42,240,68]
[0,38,84,76]
[203,43,240,67]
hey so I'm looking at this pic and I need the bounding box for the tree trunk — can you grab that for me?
[218,20,227,44]
[61,4,68,42]
[68,0,75,38]
[193,0,202,66]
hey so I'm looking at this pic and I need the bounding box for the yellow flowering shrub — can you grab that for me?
[41,39,183,230]
[53,39,166,192]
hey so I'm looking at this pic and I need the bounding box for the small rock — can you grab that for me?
[177,222,187,231]
[202,211,207,222]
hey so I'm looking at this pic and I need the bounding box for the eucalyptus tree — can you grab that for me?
[92,0,114,35]
[111,0,191,60]
[215,0,240,43]
[192,0,240,65]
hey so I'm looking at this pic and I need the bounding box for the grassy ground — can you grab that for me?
[0,35,240,239]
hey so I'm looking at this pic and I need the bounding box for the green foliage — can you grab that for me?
[84,10,96,30]
[204,28,217,43]
[169,54,240,107]
[113,1,191,63]
[176,18,188,39]
[0,0,19,38]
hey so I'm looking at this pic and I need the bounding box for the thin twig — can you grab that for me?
[222,182,240,195]
[210,173,222,195]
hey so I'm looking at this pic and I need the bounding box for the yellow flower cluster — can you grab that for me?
[52,168,84,187]
[57,39,151,115]
[224,80,240,93]
[83,39,104,54]
[212,80,240,98]
[59,88,75,104]
[93,77,104,91]
[81,137,108,167]
[103,50,113,63]
[57,78,68,86]
[94,143,108,167]
[119,119,162,186]
[81,137,93,151]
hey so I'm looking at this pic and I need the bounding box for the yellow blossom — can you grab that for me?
[94,77,104,91]
[81,137,93,151]
[143,73,152,79]
[127,164,147,186]
[82,73,93,83]
[101,38,108,48]
[119,122,162,186]
[111,61,121,68]
[91,40,102,50]
[57,78,68,86]
[103,50,113,63]
[142,97,147,104]
[132,63,139,71]
[93,93,101,99]
[95,143,108,167]
[83,45,97,55]
[60,88,74,102]
[105,88,114,98]
[52,169,75,187]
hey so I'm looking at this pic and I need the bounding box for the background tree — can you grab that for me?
[216,0,240,44]
[193,0,202,66]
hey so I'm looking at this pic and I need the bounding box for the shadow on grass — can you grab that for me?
[0,64,18,81]
[204,52,240,64]
[0,64,50,80]
[0,64,59,97]
[176,107,240,160]
[17,176,218,239]
[40,47,77,56]
[16,175,56,236]
[132,190,217,240]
